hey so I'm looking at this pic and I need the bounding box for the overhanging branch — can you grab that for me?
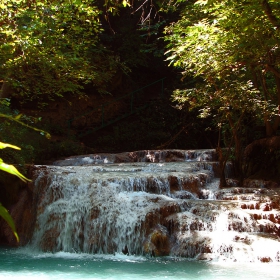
[262,0,280,30]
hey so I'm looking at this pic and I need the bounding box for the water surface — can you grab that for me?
[0,247,279,280]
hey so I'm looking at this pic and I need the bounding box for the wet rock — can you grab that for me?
[168,176,180,192]
[259,257,272,263]
[3,149,280,263]
[40,228,60,252]
[261,203,271,211]
[143,225,170,256]
[196,253,213,261]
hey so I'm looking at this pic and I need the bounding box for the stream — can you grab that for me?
[1,247,280,280]
[0,149,279,279]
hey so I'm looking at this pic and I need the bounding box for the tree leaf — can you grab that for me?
[122,0,130,7]
[0,203,19,242]
[14,114,22,120]
[0,142,21,150]
[0,160,31,182]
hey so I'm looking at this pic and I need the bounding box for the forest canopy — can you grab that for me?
[0,0,280,170]
[0,0,125,101]
[164,0,280,136]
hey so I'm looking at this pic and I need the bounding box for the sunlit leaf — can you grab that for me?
[0,160,31,182]
[122,0,130,7]
[0,203,19,242]
[14,114,22,120]
[0,142,21,150]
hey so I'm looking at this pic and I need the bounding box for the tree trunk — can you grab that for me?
[265,72,280,137]
[227,112,244,184]
[216,146,227,188]
[272,74,280,132]
[0,81,12,99]
[262,0,280,31]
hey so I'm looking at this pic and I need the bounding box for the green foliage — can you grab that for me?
[164,0,280,144]
[0,0,123,102]
[0,99,55,242]
[0,99,49,164]
[0,158,30,183]
[0,140,30,243]
[0,203,19,242]
[163,0,280,183]
[0,98,46,242]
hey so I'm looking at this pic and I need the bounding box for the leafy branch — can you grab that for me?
[0,141,32,242]
[0,113,51,139]
[0,108,51,242]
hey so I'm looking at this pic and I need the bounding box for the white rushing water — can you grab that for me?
[1,149,280,279]
[26,152,280,262]
[31,162,208,254]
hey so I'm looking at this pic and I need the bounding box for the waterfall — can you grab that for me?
[27,150,280,262]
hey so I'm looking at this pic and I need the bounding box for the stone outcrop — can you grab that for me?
[1,149,279,263]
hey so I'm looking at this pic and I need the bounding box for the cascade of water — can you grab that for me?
[30,162,211,254]
[27,150,280,262]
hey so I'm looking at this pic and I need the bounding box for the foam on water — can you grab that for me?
[1,247,280,280]
[32,166,185,254]
[26,159,280,262]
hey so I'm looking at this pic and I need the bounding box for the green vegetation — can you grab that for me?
[164,0,280,186]
[0,140,31,242]
[0,99,51,164]
[0,0,279,185]
[0,103,52,242]
[0,0,125,102]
